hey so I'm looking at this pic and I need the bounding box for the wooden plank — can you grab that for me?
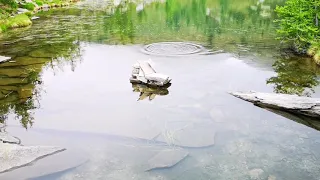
[230,91,320,118]
[139,61,156,75]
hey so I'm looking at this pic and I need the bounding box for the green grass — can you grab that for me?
[35,0,43,6]
[22,3,35,11]
[307,43,320,65]
[0,14,32,33]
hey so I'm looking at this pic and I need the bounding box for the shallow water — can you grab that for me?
[1,0,320,179]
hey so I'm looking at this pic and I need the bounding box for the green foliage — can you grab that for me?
[22,3,35,11]
[0,0,18,9]
[275,0,320,53]
[0,14,32,33]
[307,42,320,64]
[24,11,32,17]
[35,0,43,6]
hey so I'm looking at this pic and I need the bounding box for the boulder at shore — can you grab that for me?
[230,91,320,118]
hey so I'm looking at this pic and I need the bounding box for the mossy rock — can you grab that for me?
[29,49,56,58]
[0,57,50,67]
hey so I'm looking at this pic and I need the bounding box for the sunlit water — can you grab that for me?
[1,0,320,179]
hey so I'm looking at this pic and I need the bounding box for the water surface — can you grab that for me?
[1,0,320,179]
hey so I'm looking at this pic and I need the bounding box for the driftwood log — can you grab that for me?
[230,91,320,118]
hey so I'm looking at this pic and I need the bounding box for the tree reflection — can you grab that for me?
[0,0,290,128]
[132,83,170,101]
[267,57,320,96]
[0,26,83,129]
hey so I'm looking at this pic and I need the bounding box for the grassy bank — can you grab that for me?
[0,14,32,33]
[0,0,78,33]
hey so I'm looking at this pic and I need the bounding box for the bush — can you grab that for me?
[22,3,35,11]
[24,11,32,17]
[35,0,43,6]
[307,43,320,64]
[0,0,18,8]
[275,0,319,53]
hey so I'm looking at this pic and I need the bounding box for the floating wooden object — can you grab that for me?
[130,61,171,87]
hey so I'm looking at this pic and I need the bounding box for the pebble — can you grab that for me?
[268,175,276,180]
[248,168,264,179]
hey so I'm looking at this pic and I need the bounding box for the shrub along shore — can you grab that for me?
[0,0,79,33]
[275,0,320,64]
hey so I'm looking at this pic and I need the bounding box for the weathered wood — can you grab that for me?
[230,91,320,118]
[0,56,11,63]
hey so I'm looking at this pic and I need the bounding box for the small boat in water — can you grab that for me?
[130,60,171,87]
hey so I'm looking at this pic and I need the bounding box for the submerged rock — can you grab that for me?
[248,168,264,180]
[268,175,276,180]
[209,108,225,122]
[0,144,66,174]
[0,132,20,144]
[156,124,215,148]
[145,149,188,171]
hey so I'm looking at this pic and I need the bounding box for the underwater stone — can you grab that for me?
[248,168,264,180]
[145,149,188,171]
[268,175,276,180]
[0,144,65,174]
[156,124,215,148]
[209,108,225,122]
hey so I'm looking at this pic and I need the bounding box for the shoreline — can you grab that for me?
[0,0,79,34]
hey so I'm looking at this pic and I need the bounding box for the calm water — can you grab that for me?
[1,0,320,179]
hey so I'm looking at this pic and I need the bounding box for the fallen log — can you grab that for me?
[230,91,320,118]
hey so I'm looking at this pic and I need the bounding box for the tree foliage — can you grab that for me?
[275,0,320,54]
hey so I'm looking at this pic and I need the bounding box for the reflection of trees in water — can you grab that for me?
[132,83,170,101]
[267,57,320,97]
[0,31,83,129]
[94,0,283,52]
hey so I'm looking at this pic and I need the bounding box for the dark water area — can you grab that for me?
[0,0,320,179]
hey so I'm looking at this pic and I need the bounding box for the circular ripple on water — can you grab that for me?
[142,42,204,56]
